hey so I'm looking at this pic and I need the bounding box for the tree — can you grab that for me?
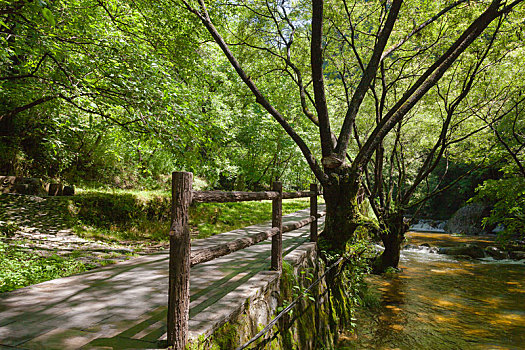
[364,17,518,270]
[0,0,183,179]
[468,46,525,241]
[181,0,524,259]
[0,0,236,184]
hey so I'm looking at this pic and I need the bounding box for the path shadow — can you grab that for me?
[0,207,324,349]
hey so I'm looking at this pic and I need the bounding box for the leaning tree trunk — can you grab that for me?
[374,211,408,273]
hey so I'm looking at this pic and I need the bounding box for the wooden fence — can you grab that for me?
[167,172,323,348]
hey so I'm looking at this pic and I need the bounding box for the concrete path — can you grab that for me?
[0,207,325,349]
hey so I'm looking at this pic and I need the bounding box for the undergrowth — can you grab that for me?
[0,241,87,293]
[67,190,317,243]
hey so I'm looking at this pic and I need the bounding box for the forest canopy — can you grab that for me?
[0,0,315,189]
[1,0,524,257]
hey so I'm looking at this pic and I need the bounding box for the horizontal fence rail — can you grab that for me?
[190,227,279,267]
[191,189,313,203]
[192,190,279,203]
[189,212,326,267]
[282,190,313,199]
[168,171,322,349]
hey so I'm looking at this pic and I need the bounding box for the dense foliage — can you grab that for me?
[0,0,316,190]
[1,0,523,258]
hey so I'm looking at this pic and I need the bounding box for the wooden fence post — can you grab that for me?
[167,172,193,349]
[310,183,318,242]
[271,181,282,271]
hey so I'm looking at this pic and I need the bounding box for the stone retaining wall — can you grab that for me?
[189,242,345,349]
[0,176,74,196]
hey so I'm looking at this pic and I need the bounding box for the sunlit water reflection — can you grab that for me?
[338,232,525,350]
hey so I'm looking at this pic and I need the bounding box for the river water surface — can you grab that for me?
[339,232,525,349]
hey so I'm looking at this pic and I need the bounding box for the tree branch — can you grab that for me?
[311,0,335,159]
[335,0,403,161]
[352,0,512,172]
[381,0,468,61]
[0,95,56,123]
[182,0,328,183]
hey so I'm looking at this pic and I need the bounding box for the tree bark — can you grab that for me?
[271,181,283,271]
[374,211,408,273]
[319,169,363,252]
[167,172,193,349]
[310,183,318,242]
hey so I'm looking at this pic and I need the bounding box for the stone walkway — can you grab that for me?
[0,194,166,267]
[0,207,324,349]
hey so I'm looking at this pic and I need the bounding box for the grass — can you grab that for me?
[75,187,170,202]
[0,234,138,293]
[71,193,318,242]
[0,241,88,293]
[190,198,317,239]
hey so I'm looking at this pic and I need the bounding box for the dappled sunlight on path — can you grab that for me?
[0,194,157,267]
[0,207,324,349]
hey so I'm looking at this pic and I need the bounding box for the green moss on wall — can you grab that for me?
[189,242,368,349]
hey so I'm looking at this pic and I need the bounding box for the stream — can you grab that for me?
[339,231,525,349]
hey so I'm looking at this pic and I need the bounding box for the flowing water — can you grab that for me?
[339,232,525,350]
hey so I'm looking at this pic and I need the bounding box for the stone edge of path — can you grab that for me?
[187,241,317,345]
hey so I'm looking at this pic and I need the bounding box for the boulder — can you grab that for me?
[509,251,525,261]
[455,255,474,260]
[428,247,439,254]
[438,247,450,254]
[445,203,492,235]
[437,244,486,259]
[46,183,63,196]
[484,246,508,260]
[0,176,46,196]
[63,185,75,196]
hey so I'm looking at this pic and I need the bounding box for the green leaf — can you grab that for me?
[0,19,9,30]
[42,8,55,27]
